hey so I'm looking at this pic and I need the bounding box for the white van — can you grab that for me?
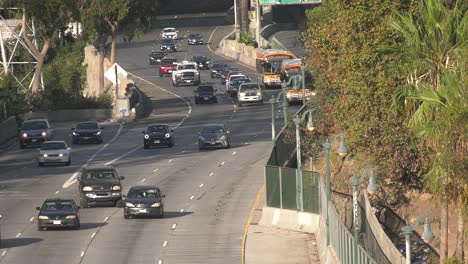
[237,82,263,107]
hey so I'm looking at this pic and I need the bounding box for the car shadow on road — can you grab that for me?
[0,237,43,248]
[162,211,192,219]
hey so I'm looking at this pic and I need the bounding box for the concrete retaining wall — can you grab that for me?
[0,116,18,144]
[21,109,112,122]
[259,207,320,235]
[218,39,257,68]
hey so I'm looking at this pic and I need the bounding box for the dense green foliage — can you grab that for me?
[303,0,426,197]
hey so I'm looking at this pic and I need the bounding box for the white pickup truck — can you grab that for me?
[171,61,200,87]
[237,82,263,106]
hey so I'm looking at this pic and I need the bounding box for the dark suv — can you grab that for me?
[72,121,103,144]
[19,119,54,148]
[160,39,177,52]
[194,85,217,104]
[192,55,210,70]
[78,166,124,208]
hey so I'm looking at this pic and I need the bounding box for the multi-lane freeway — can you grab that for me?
[0,15,297,264]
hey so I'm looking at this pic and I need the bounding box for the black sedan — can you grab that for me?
[210,63,229,78]
[192,55,210,70]
[194,85,217,104]
[36,198,80,230]
[198,124,231,150]
[72,121,103,144]
[160,39,177,52]
[143,124,174,149]
[148,51,166,65]
[187,33,203,45]
[123,186,165,219]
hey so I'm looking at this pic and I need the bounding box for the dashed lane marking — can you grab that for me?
[80,251,85,258]
[91,232,96,238]
[209,172,214,176]
[171,224,177,230]
[1,250,7,257]
[15,233,21,238]
[63,123,123,189]
[220,161,225,166]
[168,159,173,163]
[104,216,109,222]
[180,209,184,213]
[163,241,168,247]
[199,183,204,188]
[232,151,237,155]
[55,190,59,194]
[153,168,159,172]
[29,217,34,222]
[158,259,163,264]
[141,178,146,183]
[190,195,194,200]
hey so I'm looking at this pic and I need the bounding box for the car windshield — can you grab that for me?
[22,121,47,130]
[230,75,246,81]
[179,64,196,70]
[201,126,225,134]
[76,122,98,129]
[128,188,160,198]
[213,63,227,69]
[240,84,260,91]
[42,200,74,211]
[161,39,174,44]
[233,79,251,85]
[82,170,117,180]
[198,86,214,92]
[189,34,201,38]
[41,142,67,150]
[151,52,164,57]
[162,58,177,64]
[193,56,206,61]
[147,125,169,133]
[163,28,175,33]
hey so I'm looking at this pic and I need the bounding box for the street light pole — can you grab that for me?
[401,212,434,264]
[293,109,315,212]
[300,65,306,105]
[270,95,276,144]
[255,0,261,45]
[323,133,348,246]
[350,168,378,264]
[281,82,288,124]
[234,0,240,41]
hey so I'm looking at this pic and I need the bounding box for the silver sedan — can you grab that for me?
[38,141,71,166]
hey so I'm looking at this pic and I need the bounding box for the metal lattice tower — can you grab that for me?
[0,9,41,90]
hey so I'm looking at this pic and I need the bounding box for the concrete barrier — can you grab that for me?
[21,109,112,122]
[0,116,18,144]
[259,207,320,234]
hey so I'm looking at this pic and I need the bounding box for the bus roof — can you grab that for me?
[256,49,295,59]
[281,59,302,71]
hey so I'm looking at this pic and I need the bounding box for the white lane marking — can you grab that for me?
[168,159,173,163]
[220,161,225,166]
[91,232,96,238]
[190,195,194,200]
[127,73,192,130]
[153,168,159,172]
[104,144,141,166]
[104,216,109,222]
[232,151,237,155]
[1,250,6,257]
[63,124,123,188]
[163,241,168,247]
[180,209,184,213]
[29,217,34,222]
[199,183,204,188]
[158,259,163,264]
[15,233,21,238]
[181,150,187,153]
[209,172,214,177]
[244,142,249,145]
[171,224,177,230]
[80,251,85,257]
[141,178,146,183]
[55,190,59,194]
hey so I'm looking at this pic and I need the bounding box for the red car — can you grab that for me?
[159,57,178,77]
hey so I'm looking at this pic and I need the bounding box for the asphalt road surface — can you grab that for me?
[0,15,299,264]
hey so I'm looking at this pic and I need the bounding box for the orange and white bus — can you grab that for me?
[280,59,314,104]
[255,49,295,89]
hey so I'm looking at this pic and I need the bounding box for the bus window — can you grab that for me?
[264,61,282,75]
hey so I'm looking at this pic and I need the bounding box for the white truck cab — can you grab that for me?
[237,82,263,107]
[172,61,200,87]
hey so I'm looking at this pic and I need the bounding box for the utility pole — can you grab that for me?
[239,0,249,33]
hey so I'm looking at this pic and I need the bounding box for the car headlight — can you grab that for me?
[240,93,246,96]
[59,153,63,157]
[38,215,49,220]
[82,186,92,191]
[95,131,101,135]
[22,133,28,138]
[41,131,47,136]
[125,202,135,207]
[257,92,261,96]
[165,133,171,138]
[43,154,48,158]
[112,185,121,191]
[220,136,225,140]
[144,134,149,139]
[206,61,209,64]
[65,215,77,219]
[151,202,161,207]
[72,132,78,136]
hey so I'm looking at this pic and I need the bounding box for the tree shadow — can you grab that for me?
[0,237,43,249]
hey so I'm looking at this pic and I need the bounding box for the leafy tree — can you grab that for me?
[19,0,77,92]
[389,0,467,261]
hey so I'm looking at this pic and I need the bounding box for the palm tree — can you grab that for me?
[389,0,467,262]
